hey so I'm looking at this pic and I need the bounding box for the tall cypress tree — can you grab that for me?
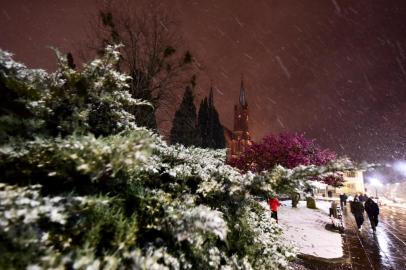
[197,98,209,147]
[170,86,200,146]
[212,108,226,148]
[197,88,226,149]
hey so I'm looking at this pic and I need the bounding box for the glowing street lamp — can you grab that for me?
[393,161,406,176]
[369,177,382,199]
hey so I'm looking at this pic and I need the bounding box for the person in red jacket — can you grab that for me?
[268,196,282,222]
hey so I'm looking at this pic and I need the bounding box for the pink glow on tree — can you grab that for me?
[227,133,344,187]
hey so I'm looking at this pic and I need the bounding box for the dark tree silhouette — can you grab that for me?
[170,86,200,146]
[67,52,76,69]
[197,97,209,147]
[197,88,225,149]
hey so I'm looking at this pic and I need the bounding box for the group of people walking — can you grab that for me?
[267,192,380,234]
[341,193,380,233]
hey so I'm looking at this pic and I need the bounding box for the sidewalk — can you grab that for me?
[341,206,379,269]
[279,201,343,259]
[293,201,383,269]
[281,200,351,269]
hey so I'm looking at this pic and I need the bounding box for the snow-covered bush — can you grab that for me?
[0,45,150,143]
[0,183,115,269]
[0,138,296,269]
[0,128,154,189]
[0,48,296,269]
[261,158,358,195]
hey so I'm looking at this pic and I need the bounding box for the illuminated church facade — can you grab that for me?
[225,78,252,160]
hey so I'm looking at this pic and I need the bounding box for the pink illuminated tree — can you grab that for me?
[228,133,344,187]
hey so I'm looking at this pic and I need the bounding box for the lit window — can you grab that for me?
[346,183,355,189]
[345,171,356,178]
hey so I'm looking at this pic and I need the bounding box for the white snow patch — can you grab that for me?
[315,200,336,215]
[278,201,343,259]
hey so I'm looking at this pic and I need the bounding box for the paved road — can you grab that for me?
[344,204,406,269]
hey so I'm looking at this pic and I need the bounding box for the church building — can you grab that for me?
[225,78,252,160]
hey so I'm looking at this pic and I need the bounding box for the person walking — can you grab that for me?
[359,193,368,203]
[351,199,365,231]
[268,196,282,223]
[330,200,338,217]
[365,197,379,232]
[339,193,348,209]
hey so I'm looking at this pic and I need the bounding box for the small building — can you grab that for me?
[313,170,366,198]
[337,170,366,195]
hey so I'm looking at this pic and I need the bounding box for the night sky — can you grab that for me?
[1,0,406,169]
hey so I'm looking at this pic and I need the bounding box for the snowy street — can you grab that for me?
[343,205,406,270]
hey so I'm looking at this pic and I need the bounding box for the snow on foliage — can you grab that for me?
[0,44,152,142]
[0,45,377,269]
[228,133,352,188]
[0,136,296,269]
[0,46,299,269]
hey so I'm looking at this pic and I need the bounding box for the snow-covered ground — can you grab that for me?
[314,196,339,202]
[316,200,336,215]
[278,200,343,259]
[378,197,406,209]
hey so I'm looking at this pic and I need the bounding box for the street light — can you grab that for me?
[393,161,406,176]
[369,177,383,199]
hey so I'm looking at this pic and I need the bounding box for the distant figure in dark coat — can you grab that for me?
[351,200,365,231]
[359,193,368,203]
[339,193,348,209]
[365,197,380,232]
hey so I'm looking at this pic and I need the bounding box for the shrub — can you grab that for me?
[0,48,296,269]
[0,45,151,143]
[0,140,297,269]
[306,197,317,209]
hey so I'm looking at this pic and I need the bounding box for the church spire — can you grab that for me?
[229,75,251,160]
[239,74,247,107]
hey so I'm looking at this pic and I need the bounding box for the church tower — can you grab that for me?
[227,76,251,159]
